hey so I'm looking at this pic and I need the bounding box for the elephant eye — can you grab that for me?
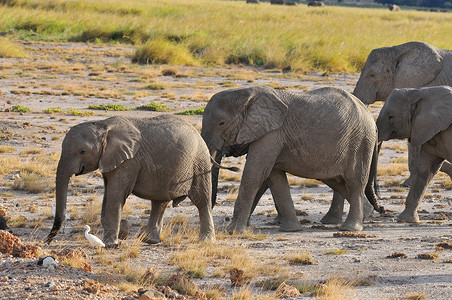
[219,121,226,127]
[388,116,394,121]
[80,149,87,155]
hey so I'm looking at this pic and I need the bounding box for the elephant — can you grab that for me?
[45,115,215,248]
[308,1,325,7]
[376,86,452,222]
[387,4,400,11]
[353,41,452,186]
[202,86,382,234]
[270,0,285,5]
[246,0,260,3]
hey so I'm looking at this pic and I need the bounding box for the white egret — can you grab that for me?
[50,205,70,220]
[84,225,105,248]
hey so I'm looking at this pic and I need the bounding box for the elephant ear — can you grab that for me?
[410,87,452,147]
[394,42,442,88]
[236,88,288,145]
[99,117,141,173]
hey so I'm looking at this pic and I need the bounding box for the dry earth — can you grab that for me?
[0,41,451,299]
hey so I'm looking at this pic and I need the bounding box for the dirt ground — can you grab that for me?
[0,41,451,299]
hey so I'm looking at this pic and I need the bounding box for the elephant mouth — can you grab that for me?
[75,165,85,176]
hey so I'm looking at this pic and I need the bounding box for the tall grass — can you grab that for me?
[0,37,28,58]
[1,0,452,72]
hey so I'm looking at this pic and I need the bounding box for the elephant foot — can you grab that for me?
[103,237,119,249]
[199,232,216,242]
[140,227,161,244]
[226,219,246,234]
[397,210,419,223]
[320,213,343,225]
[279,221,302,232]
[401,176,412,187]
[339,216,363,232]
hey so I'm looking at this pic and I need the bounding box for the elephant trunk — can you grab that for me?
[365,141,384,214]
[45,161,71,244]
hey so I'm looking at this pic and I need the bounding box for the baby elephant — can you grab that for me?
[46,115,215,248]
[377,86,452,222]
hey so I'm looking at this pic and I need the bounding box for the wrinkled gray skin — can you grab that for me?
[45,115,215,248]
[377,86,452,222]
[353,41,452,186]
[202,86,381,233]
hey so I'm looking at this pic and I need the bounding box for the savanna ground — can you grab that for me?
[0,1,452,299]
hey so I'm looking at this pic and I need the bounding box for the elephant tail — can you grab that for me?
[210,155,239,172]
[365,140,385,214]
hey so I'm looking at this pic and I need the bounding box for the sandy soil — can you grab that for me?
[0,41,451,299]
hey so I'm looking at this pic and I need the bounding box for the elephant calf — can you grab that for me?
[377,86,452,223]
[46,115,215,248]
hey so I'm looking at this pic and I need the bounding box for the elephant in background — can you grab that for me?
[45,115,215,248]
[308,1,325,7]
[376,86,452,222]
[387,4,400,11]
[202,87,382,234]
[353,41,452,185]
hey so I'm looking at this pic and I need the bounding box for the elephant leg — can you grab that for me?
[320,191,344,225]
[339,191,364,232]
[101,190,124,248]
[189,180,216,242]
[267,169,301,232]
[402,143,421,187]
[247,180,270,226]
[227,141,281,234]
[142,200,170,244]
[439,161,452,180]
[398,152,443,223]
[362,198,375,220]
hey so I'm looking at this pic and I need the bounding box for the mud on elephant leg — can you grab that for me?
[320,191,344,225]
[267,169,302,232]
[142,200,170,244]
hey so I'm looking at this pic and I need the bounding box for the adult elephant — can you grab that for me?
[353,41,452,185]
[202,87,382,233]
[45,115,217,248]
[376,86,452,222]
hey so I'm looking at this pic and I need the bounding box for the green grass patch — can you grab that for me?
[88,104,131,111]
[136,101,169,112]
[42,107,63,113]
[11,105,31,112]
[175,107,204,115]
[325,249,348,255]
[0,37,29,58]
[66,108,95,116]
[1,1,452,72]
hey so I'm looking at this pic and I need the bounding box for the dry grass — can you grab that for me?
[0,37,29,58]
[0,145,16,153]
[314,278,357,300]
[285,251,315,265]
[377,163,408,177]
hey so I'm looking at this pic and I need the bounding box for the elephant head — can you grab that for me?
[354,42,443,104]
[45,117,141,243]
[376,86,452,146]
[201,87,288,157]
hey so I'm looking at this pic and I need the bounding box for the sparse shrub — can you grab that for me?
[0,145,15,153]
[324,249,347,255]
[386,252,408,259]
[88,104,130,111]
[175,107,205,115]
[144,82,165,90]
[11,105,30,112]
[285,251,315,265]
[0,37,29,58]
[135,101,169,112]
[12,172,52,193]
[133,39,197,66]
[42,107,62,113]
[66,108,94,116]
